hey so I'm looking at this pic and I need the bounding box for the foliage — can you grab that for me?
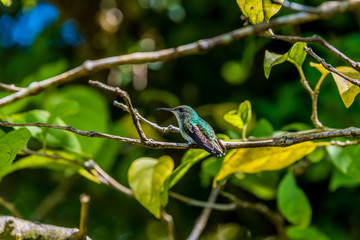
[1,0,360,239]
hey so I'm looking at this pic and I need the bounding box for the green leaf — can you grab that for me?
[286,225,331,240]
[0,153,100,183]
[287,42,307,68]
[239,100,251,128]
[327,145,360,181]
[278,172,312,228]
[249,118,274,138]
[214,142,316,184]
[10,110,82,153]
[43,86,109,155]
[263,51,288,79]
[200,157,223,187]
[330,66,360,108]
[0,128,31,171]
[264,42,307,78]
[0,0,12,7]
[236,0,284,25]
[329,168,359,192]
[128,156,174,218]
[231,171,280,200]
[161,149,210,205]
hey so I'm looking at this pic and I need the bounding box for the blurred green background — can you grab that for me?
[1,0,360,239]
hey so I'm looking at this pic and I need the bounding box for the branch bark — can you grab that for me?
[0,216,92,240]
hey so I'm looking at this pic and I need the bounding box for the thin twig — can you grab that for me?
[0,0,359,107]
[161,209,176,240]
[83,160,134,198]
[262,34,360,71]
[294,65,325,129]
[73,194,91,240]
[221,191,287,239]
[113,100,180,133]
[89,80,148,142]
[0,198,21,218]
[0,83,24,92]
[271,0,324,14]
[305,47,360,87]
[168,191,237,211]
[187,184,222,240]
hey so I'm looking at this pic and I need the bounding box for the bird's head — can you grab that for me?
[156,105,198,121]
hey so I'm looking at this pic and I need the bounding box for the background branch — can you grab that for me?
[0,0,359,107]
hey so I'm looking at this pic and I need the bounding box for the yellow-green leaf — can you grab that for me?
[214,142,316,184]
[309,62,330,76]
[263,51,288,79]
[0,0,11,7]
[239,100,252,128]
[287,42,307,68]
[278,172,312,227]
[223,100,252,131]
[264,42,307,78]
[236,0,284,25]
[330,66,360,108]
[128,156,174,218]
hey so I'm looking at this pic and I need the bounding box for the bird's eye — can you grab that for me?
[178,108,183,112]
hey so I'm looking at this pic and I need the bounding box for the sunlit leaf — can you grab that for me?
[263,51,288,79]
[10,110,82,153]
[329,168,359,192]
[330,66,360,108]
[223,100,252,131]
[278,172,312,228]
[287,42,307,68]
[0,153,100,183]
[0,0,12,7]
[128,156,174,218]
[236,0,284,25]
[214,142,316,184]
[310,62,330,76]
[327,145,360,181]
[161,149,210,205]
[286,225,331,240]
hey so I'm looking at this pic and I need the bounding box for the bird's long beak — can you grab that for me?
[155,107,174,112]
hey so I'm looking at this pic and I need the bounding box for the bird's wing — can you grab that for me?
[184,119,224,157]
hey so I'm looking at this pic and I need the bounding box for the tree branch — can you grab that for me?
[2,121,360,149]
[262,34,360,71]
[0,83,24,92]
[305,46,360,87]
[113,100,180,133]
[221,191,287,239]
[0,0,359,107]
[0,216,92,240]
[89,80,148,142]
[187,184,222,240]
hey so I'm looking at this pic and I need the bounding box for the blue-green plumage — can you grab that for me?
[156,105,226,157]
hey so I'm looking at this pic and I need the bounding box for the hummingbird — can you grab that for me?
[156,105,226,157]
